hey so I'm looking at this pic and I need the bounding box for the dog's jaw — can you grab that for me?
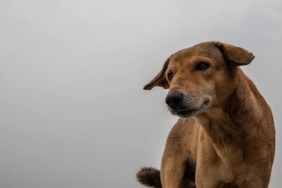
[169,96,212,118]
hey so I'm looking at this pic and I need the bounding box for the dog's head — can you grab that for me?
[144,42,254,118]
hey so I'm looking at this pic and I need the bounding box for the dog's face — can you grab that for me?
[144,42,254,118]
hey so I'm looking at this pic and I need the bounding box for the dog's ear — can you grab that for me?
[214,42,255,66]
[143,58,170,90]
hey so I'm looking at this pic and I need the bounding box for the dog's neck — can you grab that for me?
[197,68,267,149]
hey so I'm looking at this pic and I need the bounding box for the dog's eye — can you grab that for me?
[195,62,210,71]
[167,71,174,82]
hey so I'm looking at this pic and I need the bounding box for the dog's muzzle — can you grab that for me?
[165,90,211,118]
[165,90,184,110]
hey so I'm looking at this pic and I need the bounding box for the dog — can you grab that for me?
[137,42,275,188]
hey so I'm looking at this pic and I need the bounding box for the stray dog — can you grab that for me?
[137,42,275,188]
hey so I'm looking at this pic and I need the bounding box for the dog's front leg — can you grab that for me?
[160,126,190,188]
[161,148,186,188]
[240,178,269,188]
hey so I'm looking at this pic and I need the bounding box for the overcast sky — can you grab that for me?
[0,0,282,188]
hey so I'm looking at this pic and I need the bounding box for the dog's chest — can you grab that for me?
[216,160,249,186]
[218,164,233,183]
[209,144,247,183]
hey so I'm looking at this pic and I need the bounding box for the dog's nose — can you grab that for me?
[165,90,184,109]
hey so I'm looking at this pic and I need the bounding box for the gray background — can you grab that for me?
[0,0,281,187]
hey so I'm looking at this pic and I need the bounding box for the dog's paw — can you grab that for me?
[136,167,161,188]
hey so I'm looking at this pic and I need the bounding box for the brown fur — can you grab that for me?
[138,42,275,188]
[137,167,162,188]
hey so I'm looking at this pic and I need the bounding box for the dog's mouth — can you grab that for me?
[169,107,199,118]
[169,98,211,118]
[176,108,198,116]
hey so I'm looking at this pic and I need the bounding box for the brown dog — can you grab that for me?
[137,42,275,188]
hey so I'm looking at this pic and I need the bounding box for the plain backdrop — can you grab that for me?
[0,0,281,188]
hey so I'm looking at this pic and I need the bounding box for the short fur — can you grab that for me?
[137,42,275,188]
[137,167,162,188]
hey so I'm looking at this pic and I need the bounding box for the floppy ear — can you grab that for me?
[214,42,255,66]
[143,58,170,90]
